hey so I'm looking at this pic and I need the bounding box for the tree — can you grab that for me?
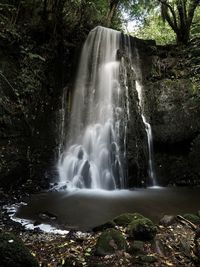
[135,10,176,45]
[106,0,120,27]
[159,0,200,44]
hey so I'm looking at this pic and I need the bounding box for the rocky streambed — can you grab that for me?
[1,199,200,267]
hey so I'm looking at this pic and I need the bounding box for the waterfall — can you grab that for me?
[58,26,125,190]
[135,81,156,186]
[57,26,156,190]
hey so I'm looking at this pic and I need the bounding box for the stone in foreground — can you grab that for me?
[0,232,39,267]
[128,217,157,241]
[114,212,145,226]
[95,229,127,256]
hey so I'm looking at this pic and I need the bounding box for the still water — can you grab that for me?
[16,187,200,231]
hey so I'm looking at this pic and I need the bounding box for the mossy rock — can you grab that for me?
[95,229,127,256]
[128,218,157,241]
[0,232,39,267]
[113,213,145,226]
[92,220,116,232]
[128,240,145,255]
[183,213,200,224]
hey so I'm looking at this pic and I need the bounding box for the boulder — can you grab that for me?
[92,220,116,232]
[95,229,127,256]
[114,213,144,226]
[128,240,145,255]
[128,217,157,241]
[159,215,176,226]
[0,232,39,267]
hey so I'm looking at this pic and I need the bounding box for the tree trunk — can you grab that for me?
[176,27,190,44]
[106,0,119,27]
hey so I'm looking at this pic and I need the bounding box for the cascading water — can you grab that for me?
[58,26,125,190]
[57,26,157,190]
[135,81,156,186]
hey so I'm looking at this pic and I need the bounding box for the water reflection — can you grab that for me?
[15,187,200,231]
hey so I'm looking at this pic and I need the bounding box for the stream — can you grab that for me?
[14,186,200,231]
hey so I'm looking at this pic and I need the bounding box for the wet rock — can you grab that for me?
[114,213,144,226]
[183,213,200,224]
[128,217,157,241]
[159,215,176,226]
[128,240,145,255]
[33,221,41,226]
[0,232,39,267]
[95,229,127,256]
[92,220,116,232]
[38,211,57,221]
[81,160,91,188]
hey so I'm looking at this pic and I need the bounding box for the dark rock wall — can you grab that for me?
[119,37,155,187]
[0,28,78,190]
[142,38,200,186]
[118,49,149,187]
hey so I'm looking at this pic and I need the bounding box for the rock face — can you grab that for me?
[0,16,80,190]
[118,42,149,187]
[138,37,200,186]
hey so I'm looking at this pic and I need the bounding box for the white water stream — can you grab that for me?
[58,26,125,190]
[135,81,156,186]
[57,26,156,190]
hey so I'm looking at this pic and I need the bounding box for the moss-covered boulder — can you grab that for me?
[95,229,127,256]
[92,220,116,232]
[0,232,39,267]
[114,213,145,226]
[128,217,157,241]
[183,213,200,224]
[128,240,145,255]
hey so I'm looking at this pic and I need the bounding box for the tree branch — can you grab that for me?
[187,0,200,26]
[177,0,186,30]
[158,0,179,31]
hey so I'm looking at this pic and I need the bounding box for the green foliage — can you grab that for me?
[191,6,200,38]
[135,10,176,45]
[122,0,158,22]
[158,0,200,44]
[125,0,200,45]
[63,0,109,33]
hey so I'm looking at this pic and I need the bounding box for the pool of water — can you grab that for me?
[15,187,200,231]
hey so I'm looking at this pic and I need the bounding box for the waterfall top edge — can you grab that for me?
[91,26,120,34]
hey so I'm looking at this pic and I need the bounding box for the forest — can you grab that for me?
[0,0,200,267]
